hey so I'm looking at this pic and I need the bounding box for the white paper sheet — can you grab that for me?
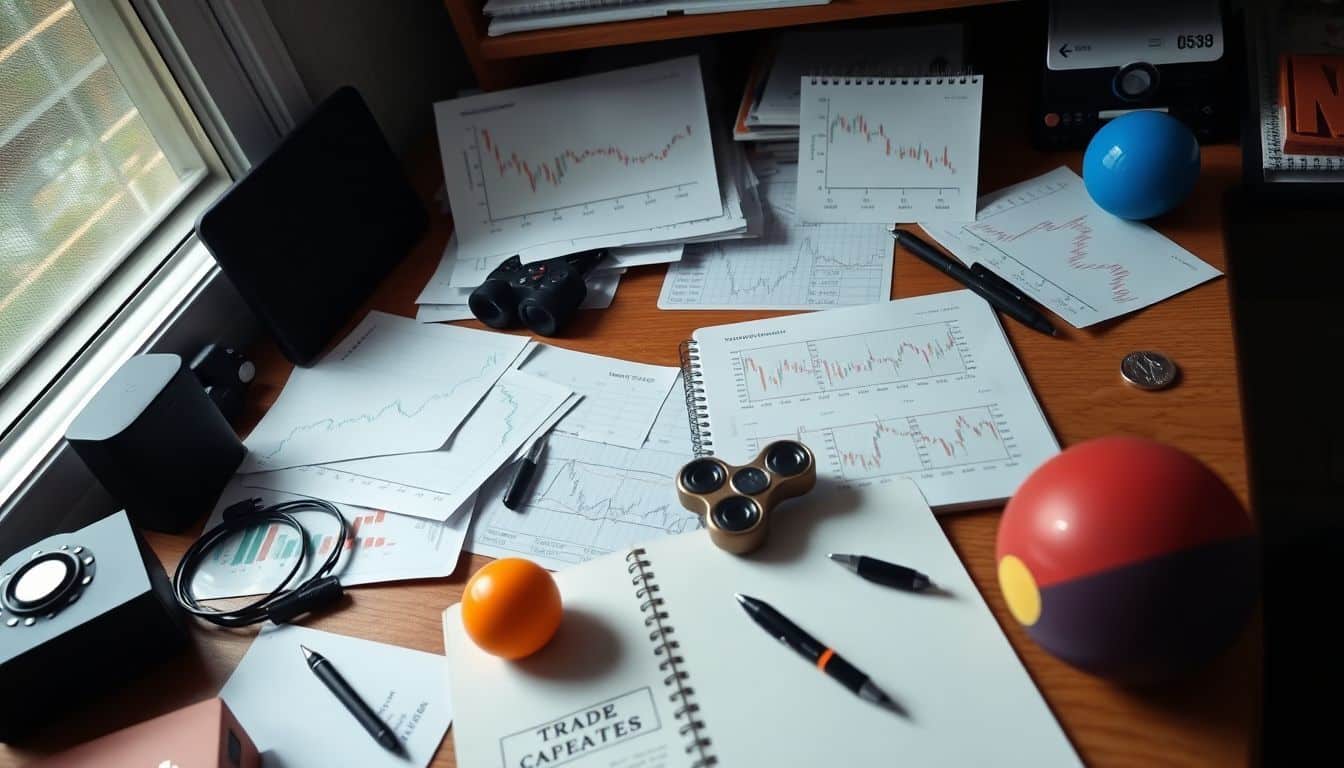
[517,344,679,449]
[434,57,722,264]
[220,624,452,768]
[243,371,573,521]
[660,162,893,309]
[240,312,530,472]
[191,479,471,599]
[797,77,982,223]
[920,167,1223,327]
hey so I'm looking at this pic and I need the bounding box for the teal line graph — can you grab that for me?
[258,352,501,461]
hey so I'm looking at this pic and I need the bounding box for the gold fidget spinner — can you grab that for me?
[675,441,817,554]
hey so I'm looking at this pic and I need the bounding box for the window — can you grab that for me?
[0,0,210,388]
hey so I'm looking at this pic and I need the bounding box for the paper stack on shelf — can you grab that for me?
[734,26,964,142]
[482,0,831,37]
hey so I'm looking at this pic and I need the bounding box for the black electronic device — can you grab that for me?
[196,86,427,366]
[189,343,255,424]
[1035,0,1235,149]
[0,511,188,743]
[66,353,245,533]
[469,249,606,336]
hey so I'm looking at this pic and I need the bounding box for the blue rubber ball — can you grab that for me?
[1082,111,1200,220]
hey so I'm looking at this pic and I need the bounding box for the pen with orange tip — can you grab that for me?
[734,593,901,714]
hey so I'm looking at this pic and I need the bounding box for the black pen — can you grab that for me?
[300,645,405,755]
[503,438,546,510]
[828,553,933,592]
[734,594,901,714]
[889,229,1057,337]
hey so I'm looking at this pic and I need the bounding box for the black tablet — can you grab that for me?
[196,86,426,366]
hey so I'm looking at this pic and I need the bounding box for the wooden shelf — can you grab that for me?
[458,0,1013,62]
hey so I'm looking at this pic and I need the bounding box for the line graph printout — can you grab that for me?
[240,312,530,472]
[445,125,754,284]
[434,56,721,260]
[242,371,572,521]
[465,432,701,571]
[517,344,679,449]
[920,166,1222,327]
[689,290,1058,509]
[192,479,472,599]
[659,162,893,309]
[798,77,982,223]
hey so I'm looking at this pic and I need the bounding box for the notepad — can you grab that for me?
[678,290,1059,511]
[443,477,1080,766]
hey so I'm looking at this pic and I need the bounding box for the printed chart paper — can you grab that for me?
[518,344,680,449]
[243,371,573,521]
[466,382,699,570]
[660,162,892,309]
[920,167,1222,327]
[798,77,982,223]
[240,312,529,472]
[434,56,721,262]
[192,479,471,599]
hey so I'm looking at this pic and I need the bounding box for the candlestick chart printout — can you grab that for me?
[798,77,982,223]
[919,167,1222,327]
[689,290,1058,510]
[659,162,893,309]
[434,56,721,261]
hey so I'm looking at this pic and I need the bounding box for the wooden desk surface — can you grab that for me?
[0,135,1257,766]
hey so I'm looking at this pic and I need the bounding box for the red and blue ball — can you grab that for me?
[997,437,1257,682]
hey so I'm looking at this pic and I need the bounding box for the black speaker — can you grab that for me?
[66,353,245,532]
[0,511,187,742]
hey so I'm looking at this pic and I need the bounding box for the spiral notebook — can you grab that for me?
[442,478,1080,766]
[677,290,1059,512]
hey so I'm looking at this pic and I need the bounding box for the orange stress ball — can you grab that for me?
[461,558,563,659]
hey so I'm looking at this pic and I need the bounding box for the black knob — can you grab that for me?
[765,441,811,476]
[711,496,761,532]
[680,459,726,494]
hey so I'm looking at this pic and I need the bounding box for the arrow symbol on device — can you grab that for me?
[1059,43,1072,58]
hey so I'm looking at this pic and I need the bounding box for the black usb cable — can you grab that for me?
[173,498,348,627]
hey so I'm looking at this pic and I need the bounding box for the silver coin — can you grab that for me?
[1120,351,1178,391]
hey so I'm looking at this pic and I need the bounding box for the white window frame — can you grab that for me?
[0,0,312,541]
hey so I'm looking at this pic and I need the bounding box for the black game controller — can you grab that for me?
[469,249,606,336]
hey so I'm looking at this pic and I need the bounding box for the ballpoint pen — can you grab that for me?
[300,645,405,755]
[734,593,902,714]
[828,553,934,592]
[889,228,1058,337]
[503,437,546,510]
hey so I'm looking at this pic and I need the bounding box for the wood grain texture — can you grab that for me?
[0,105,1257,768]
[445,0,1013,67]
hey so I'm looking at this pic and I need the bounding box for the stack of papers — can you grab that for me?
[482,0,831,37]
[421,56,764,325]
[196,310,694,593]
[733,26,964,141]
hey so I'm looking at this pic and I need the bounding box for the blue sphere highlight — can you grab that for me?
[1082,112,1200,221]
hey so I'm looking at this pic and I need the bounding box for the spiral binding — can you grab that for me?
[627,548,715,767]
[809,73,981,87]
[679,340,713,457]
